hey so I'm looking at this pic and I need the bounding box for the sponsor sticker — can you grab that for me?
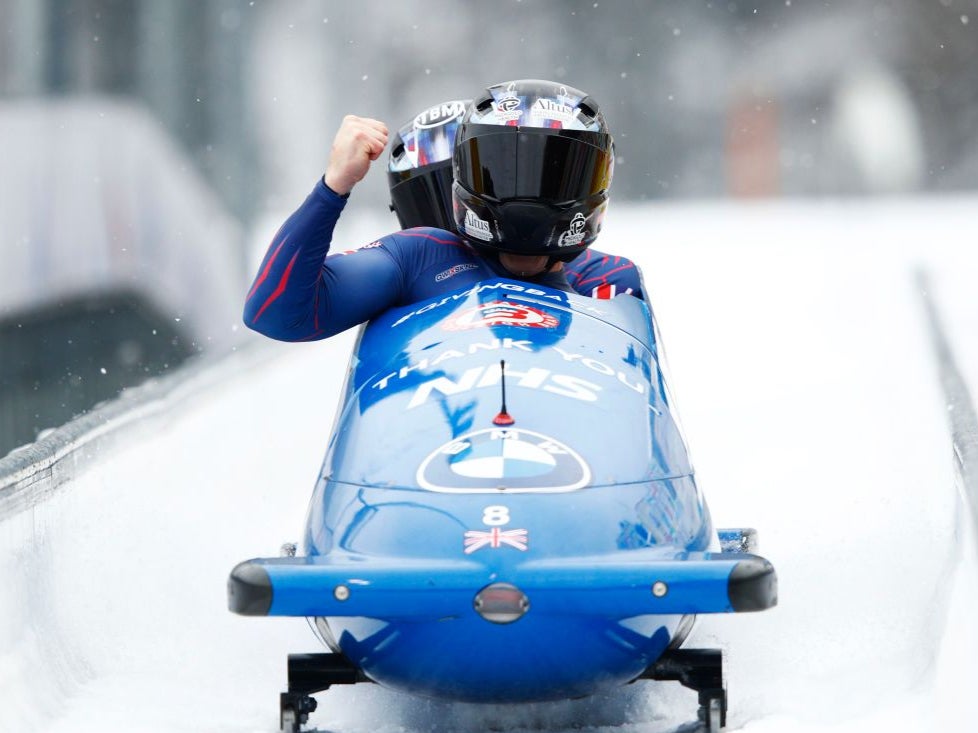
[442,301,559,331]
[494,88,523,122]
[464,209,493,241]
[558,213,587,248]
[417,428,591,493]
[413,100,467,129]
[531,98,576,124]
[389,280,565,328]
[434,263,479,282]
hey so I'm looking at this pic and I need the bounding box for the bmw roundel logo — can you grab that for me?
[416,428,591,493]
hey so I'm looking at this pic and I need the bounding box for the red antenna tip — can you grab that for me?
[493,411,515,426]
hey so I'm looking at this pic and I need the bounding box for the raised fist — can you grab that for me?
[323,115,389,196]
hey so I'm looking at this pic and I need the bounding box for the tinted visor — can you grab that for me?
[388,162,455,230]
[455,125,613,204]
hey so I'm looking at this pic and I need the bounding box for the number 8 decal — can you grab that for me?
[482,505,510,526]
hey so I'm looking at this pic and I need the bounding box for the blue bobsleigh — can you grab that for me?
[229,278,777,732]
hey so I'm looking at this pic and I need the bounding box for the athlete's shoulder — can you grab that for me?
[382,227,475,268]
[327,227,462,258]
[566,247,644,300]
[569,247,631,270]
[379,227,490,300]
[387,226,468,249]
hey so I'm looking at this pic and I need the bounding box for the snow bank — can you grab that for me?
[0,341,339,733]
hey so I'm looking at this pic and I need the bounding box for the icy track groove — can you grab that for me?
[2,198,977,733]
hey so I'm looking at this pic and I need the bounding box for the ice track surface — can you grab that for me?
[2,197,977,733]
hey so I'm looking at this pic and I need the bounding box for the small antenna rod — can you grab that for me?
[493,359,515,426]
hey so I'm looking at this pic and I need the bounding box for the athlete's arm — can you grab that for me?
[244,115,400,341]
[243,182,407,341]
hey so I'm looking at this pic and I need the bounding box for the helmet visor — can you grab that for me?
[389,162,455,230]
[455,126,613,204]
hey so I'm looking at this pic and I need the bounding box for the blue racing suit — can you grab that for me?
[245,179,644,342]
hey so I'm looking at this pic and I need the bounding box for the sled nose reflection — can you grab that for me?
[473,582,530,623]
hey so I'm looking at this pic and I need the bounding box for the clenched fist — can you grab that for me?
[323,115,389,196]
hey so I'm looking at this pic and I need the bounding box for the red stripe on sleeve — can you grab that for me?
[251,250,300,323]
[399,230,468,247]
[246,235,289,301]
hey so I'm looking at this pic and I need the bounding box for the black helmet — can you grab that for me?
[387,99,471,230]
[452,79,614,259]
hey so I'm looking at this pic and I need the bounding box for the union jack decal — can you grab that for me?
[591,283,634,299]
[463,527,529,554]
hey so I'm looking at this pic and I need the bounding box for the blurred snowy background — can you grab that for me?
[2,4,978,732]
[1,0,977,454]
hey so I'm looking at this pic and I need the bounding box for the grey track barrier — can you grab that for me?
[0,341,274,522]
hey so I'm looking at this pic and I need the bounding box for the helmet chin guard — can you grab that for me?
[454,183,608,258]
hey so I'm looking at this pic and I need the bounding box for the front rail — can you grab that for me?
[228,552,776,618]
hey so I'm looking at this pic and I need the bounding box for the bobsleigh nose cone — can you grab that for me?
[474,582,529,624]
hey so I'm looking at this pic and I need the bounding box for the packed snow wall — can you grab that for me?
[0,337,355,733]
